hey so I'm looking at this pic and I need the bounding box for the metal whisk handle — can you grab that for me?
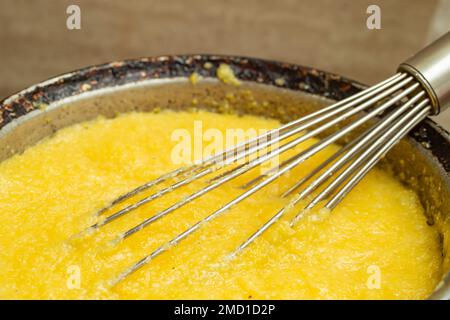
[399,31,450,115]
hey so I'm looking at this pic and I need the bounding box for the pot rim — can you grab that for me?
[1,54,449,160]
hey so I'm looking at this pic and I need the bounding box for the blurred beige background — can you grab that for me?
[1,0,450,128]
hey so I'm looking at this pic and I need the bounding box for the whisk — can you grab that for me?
[84,32,450,285]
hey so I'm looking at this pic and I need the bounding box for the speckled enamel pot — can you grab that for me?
[0,55,449,299]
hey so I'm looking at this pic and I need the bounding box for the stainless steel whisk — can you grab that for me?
[83,32,450,285]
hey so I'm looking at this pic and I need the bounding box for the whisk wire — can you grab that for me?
[294,99,429,219]
[77,72,434,285]
[229,95,430,256]
[324,104,431,210]
[95,74,407,218]
[92,76,403,234]
[292,90,426,210]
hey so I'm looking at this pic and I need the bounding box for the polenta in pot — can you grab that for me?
[0,109,442,299]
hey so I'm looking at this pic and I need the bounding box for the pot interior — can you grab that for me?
[1,76,449,298]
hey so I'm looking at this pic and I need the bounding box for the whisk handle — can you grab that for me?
[399,31,450,115]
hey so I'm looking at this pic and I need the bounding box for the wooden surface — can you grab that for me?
[1,0,449,128]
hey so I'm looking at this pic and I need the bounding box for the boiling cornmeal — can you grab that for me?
[0,110,442,299]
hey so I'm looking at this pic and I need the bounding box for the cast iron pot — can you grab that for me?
[0,55,449,299]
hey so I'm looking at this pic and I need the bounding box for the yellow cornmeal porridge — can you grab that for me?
[0,110,442,299]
